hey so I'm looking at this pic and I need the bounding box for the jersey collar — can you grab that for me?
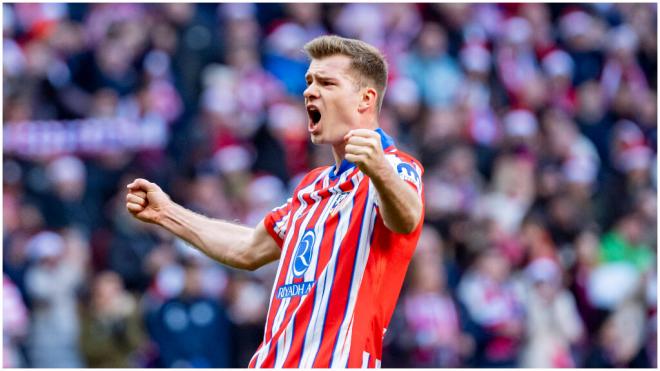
[328,128,396,180]
[376,127,395,150]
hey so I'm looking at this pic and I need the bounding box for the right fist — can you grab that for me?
[125,178,171,225]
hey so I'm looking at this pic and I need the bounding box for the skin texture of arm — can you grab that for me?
[368,159,423,234]
[126,178,280,270]
[344,129,422,234]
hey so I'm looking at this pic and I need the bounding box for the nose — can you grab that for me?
[303,83,319,101]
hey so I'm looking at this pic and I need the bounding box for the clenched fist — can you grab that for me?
[344,129,388,178]
[126,178,172,225]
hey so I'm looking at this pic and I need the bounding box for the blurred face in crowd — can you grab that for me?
[520,3,551,40]
[575,229,599,268]
[417,22,448,57]
[182,263,204,298]
[577,80,606,121]
[520,73,548,110]
[636,91,656,126]
[162,3,195,25]
[612,83,635,117]
[410,226,446,292]
[40,254,61,268]
[617,214,645,245]
[304,55,373,146]
[537,165,562,198]
[543,110,578,158]
[410,252,446,293]
[534,280,558,302]
[445,145,476,179]
[90,89,119,118]
[97,40,132,75]
[286,3,321,26]
[92,271,123,312]
[635,189,656,222]
[479,249,511,283]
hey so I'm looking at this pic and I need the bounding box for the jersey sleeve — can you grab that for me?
[263,197,293,248]
[375,153,424,207]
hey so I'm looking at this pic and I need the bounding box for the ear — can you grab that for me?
[358,87,378,113]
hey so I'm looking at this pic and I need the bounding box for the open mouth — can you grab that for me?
[307,105,322,126]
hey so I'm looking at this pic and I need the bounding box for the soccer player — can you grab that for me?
[126,35,424,368]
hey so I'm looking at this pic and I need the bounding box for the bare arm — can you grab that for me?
[344,130,422,234]
[126,178,280,270]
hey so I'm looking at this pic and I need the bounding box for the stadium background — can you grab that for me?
[2,3,657,368]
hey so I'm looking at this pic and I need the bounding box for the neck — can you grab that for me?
[331,144,346,169]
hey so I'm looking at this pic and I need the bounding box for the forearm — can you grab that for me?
[369,165,422,234]
[157,202,257,269]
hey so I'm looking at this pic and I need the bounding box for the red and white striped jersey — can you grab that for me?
[250,129,424,368]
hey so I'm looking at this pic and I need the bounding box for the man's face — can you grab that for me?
[304,55,363,146]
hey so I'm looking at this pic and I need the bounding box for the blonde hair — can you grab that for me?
[303,35,388,111]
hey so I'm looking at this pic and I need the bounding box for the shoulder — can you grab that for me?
[384,149,424,187]
[292,166,329,191]
[386,149,423,172]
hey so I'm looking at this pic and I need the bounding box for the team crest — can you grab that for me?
[330,192,351,216]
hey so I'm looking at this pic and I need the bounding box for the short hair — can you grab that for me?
[303,35,388,112]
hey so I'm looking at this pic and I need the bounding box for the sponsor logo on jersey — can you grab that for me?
[276,281,315,299]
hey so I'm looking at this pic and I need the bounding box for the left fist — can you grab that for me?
[344,129,388,177]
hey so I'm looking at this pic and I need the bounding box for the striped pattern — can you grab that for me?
[253,130,424,368]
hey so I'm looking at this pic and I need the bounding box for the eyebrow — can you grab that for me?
[305,72,339,83]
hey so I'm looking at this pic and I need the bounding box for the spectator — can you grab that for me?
[79,271,145,367]
[475,151,536,238]
[263,3,326,97]
[521,258,584,367]
[585,298,652,367]
[399,22,463,108]
[144,259,232,367]
[424,143,484,221]
[458,248,525,367]
[392,227,473,367]
[225,273,270,367]
[3,274,29,367]
[24,230,85,367]
[40,155,101,233]
[569,227,607,336]
[599,212,655,274]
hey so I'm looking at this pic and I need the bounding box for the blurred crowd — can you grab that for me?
[2,3,657,368]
